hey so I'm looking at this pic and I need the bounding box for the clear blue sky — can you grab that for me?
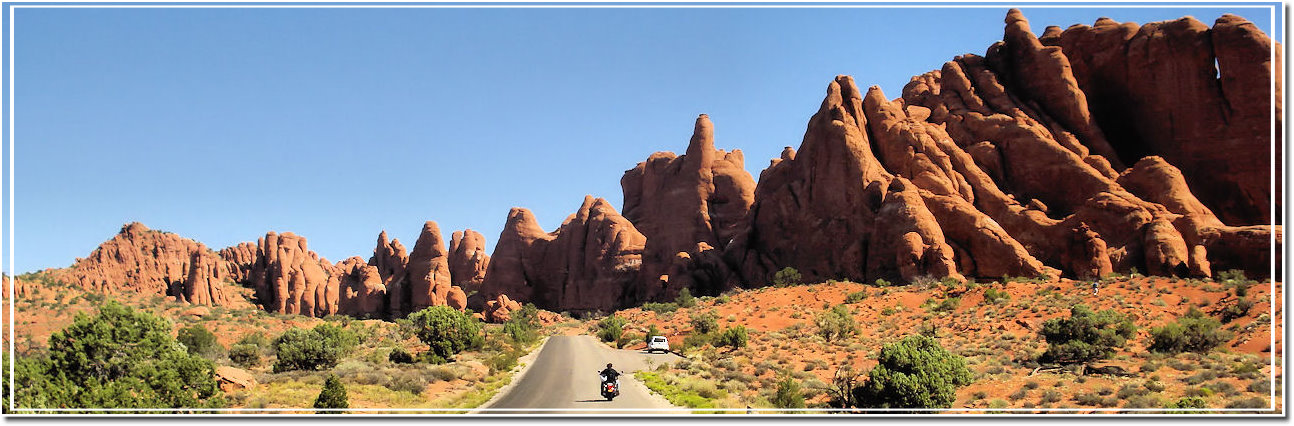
[4,3,1281,274]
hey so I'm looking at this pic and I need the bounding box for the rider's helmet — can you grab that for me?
[607,363,613,369]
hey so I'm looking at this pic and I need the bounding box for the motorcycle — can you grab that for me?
[599,374,621,401]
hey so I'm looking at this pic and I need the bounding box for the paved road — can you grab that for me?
[479,335,686,414]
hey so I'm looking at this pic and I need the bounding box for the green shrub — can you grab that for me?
[1149,308,1233,354]
[417,351,447,365]
[689,310,720,335]
[386,370,430,394]
[487,347,524,374]
[853,335,973,409]
[273,323,359,372]
[646,324,663,340]
[177,324,223,359]
[681,333,714,352]
[1220,298,1255,323]
[772,373,805,409]
[503,303,540,345]
[388,347,415,364]
[1117,383,1148,400]
[772,267,802,287]
[1123,394,1163,409]
[229,344,262,368]
[407,306,484,360]
[814,305,857,342]
[1216,269,1254,286]
[676,287,697,308]
[1166,396,1208,412]
[12,301,225,411]
[718,326,748,349]
[845,291,868,303]
[597,314,628,344]
[1039,305,1136,363]
[236,331,270,350]
[1227,397,1267,409]
[983,288,1010,304]
[313,374,349,412]
[928,297,961,313]
[642,302,679,314]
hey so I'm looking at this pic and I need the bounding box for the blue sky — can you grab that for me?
[3,3,1281,274]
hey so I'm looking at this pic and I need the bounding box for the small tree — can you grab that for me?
[772,267,803,287]
[407,306,484,360]
[597,314,628,344]
[824,365,863,409]
[313,374,349,413]
[273,323,359,372]
[177,324,223,359]
[676,287,696,308]
[15,301,225,411]
[1149,308,1233,354]
[646,324,663,339]
[772,373,805,409]
[854,335,973,410]
[689,310,720,335]
[815,304,857,342]
[1039,305,1136,364]
[719,325,748,348]
[388,347,415,364]
[228,344,261,368]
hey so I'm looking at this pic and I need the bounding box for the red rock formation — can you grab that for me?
[481,294,523,323]
[894,9,1279,279]
[1046,11,1280,225]
[405,221,457,315]
[219,242,258,283]
[62,222,230,299]
[869,177,964,283]
[479,196,646,312]
[2,275,26,298]
[245,231,334,316]
[448,229,490,291]
[621,114,756,300]
[181,251,229,306]
[369,230,410,314]
[215,366,257,393]
[333,256,386,318]
[727,76,968,286]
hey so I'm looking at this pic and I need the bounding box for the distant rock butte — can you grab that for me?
[448,229,490,305]
[478,196,645,313]
[33,9,1279,317]
[621,114,756,300]
[54,222,232,305]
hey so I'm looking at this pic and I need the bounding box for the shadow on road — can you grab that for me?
[574,399,615,403]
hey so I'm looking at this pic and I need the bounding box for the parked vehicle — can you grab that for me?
[647,335,670,353]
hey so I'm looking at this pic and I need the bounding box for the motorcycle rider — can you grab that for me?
[600,363,621,381]
[599,363,621,397]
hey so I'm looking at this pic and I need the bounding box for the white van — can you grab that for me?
[647,335,670,353]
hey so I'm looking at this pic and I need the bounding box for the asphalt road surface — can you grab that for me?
[479,335,686,414]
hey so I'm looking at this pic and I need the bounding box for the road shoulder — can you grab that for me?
[468,336,551,414]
